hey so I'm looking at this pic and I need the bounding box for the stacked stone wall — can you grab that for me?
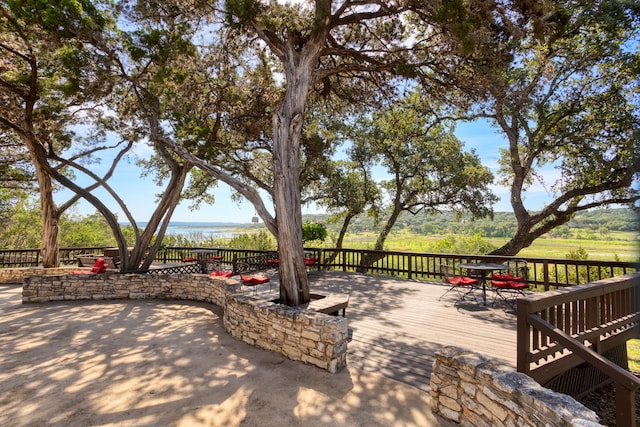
[20,271,347,373]
[224,296,348,373]
[0,266,78,285]
[431,347,602,426]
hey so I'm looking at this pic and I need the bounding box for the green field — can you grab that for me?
[629,339,640,372]
[326,231,640,262]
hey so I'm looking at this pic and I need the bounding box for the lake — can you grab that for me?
[164,223,248,240]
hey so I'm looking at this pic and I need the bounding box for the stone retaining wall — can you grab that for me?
[21,272,348,373]
[431,347,602,426]
[225,295,348,373]
[0,266,79,285]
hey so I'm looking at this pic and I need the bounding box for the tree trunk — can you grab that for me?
[272,108,310,306]
[326,212,354,265]
[135,164,191,271]
[269,39,325,305]
[22,133,60,268]
[39,177,60,267]
[358,202,402,272]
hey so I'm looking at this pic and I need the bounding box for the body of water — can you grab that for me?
[164,223,247,240]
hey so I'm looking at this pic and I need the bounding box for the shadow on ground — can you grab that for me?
[0,284,454,427]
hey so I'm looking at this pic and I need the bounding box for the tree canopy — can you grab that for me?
[2,0,637,305]
[346,91,496,252]
[468,1,640,255]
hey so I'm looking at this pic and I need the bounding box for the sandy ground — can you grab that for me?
[0,284,454,427]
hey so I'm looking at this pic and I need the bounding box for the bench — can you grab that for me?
[303,293,350,317]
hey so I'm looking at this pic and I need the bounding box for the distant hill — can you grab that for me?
[135,221,249,228]
[144,208,638,239]
[301,208,639,238]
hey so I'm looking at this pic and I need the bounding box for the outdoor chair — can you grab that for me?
[72,258,109,274]
[439,264,479,305]
[240,274,270,295]
[490,260,530,310]
[209,269,233,278]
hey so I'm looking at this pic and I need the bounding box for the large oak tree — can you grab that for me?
[347,91,496,258]
[469,1,640,255]
[0,0,115,266]
[217,0,533,305]
[1,1,196,271]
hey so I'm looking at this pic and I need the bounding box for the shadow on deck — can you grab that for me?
[269,270,519,392]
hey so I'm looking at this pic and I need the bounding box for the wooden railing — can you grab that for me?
[0,247,105,267]
[2,246,638,288]
[516,273,640,427]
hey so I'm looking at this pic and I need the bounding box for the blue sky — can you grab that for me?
[58,119,555,224]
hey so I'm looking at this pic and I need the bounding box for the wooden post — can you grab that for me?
[615,381,636,427]
[543,261,550,291]
[516,298,530,375]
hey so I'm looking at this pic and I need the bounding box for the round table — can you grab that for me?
[458,262,510,305]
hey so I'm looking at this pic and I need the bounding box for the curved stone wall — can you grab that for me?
[21,272,348,373]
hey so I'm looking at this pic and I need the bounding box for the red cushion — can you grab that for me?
[491,280,528,289]
[491,280,511,288]
[241,275,270,285]
[74,262,108,275]
[267,259,280,265]
[492,272,524,282]
[208,256,223,261]
[182,257,196,262]
[90,259,108,273]
[210,270,233,278]
[446,276,478,286]
[304,258,319,266]
[508,281,528,289]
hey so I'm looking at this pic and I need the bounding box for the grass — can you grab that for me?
[323,231,640,262]
[629,339,640,372]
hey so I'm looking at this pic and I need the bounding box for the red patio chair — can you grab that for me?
[240,274,270,295]
[439,264,479,305]
[490,260,529,310]
[72,258,109,274]
[209,270,233,278]
[304,257,320,268]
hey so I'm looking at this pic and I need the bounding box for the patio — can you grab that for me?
[0,270,519,426]
[293,270,516,392]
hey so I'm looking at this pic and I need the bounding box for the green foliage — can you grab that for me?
[564,246,601,285]
[628,339,640,372]
[0,204,132,249]
[224,0,264,29]
[566,247,589,260]
[58,213,137,248]
[302,222,327,243]
[0,200,42,249]
[429,233,496,255]
[224,230,276,251]
[345,90,496,251]
[305,208,639,239]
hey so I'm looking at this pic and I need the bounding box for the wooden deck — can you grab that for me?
[257,270,518,392]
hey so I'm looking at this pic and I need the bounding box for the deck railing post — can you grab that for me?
[615,382,635,427]
[543,261,550,291]
[516,298,530,375]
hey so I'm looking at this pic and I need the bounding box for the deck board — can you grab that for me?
[304,271,518,392]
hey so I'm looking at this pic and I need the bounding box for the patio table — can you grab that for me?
[191,249,220,273]
[458,262,510,305]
